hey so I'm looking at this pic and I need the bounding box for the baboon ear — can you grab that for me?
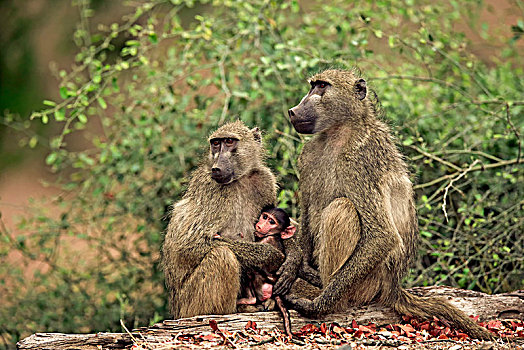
[355,78,367,100]
[281,225,296,240]
[251,127,262,143]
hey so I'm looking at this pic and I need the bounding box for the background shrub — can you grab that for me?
[1,0,522,347]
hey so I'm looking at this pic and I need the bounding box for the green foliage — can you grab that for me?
[1,0,522,346]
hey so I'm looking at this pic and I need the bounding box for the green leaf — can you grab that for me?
[97,97,107,109]
[388,36,395,47]
[59,86,68,99]
[29,136,38,148]
[149,33,158,44]
[78,114,88,124]
[54,108,66,121]
[43,100,56,107]
[46,153,58,165]
[125,40,140,46]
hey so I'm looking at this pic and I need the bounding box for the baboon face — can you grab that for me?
[255,207,295,240]
[207,121,263,185]
[209,137,239,184]
[288,69,367,134]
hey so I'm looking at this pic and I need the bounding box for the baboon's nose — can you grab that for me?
[211,167,221,176]
[288,109,295,118]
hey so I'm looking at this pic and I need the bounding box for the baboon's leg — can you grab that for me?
[318,198,361,285]
[286,198,378,312]
[319,198,384,307]
[176,246,240,318]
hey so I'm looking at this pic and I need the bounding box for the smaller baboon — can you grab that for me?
[236,206,297,307]
[276,69,493,339]
[162,121,285,319]
[235,206,309,337]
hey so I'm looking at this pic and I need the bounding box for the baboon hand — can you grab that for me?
[282,294,318,318]
[273,261,299,295]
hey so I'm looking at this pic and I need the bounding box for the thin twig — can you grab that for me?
[121,319,150,349]
[414,158,519,190]
[275,129,302,143]
[442,160,479,222]
[505,102,521,163]
[408,145,462,171]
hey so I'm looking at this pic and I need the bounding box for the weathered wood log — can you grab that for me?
[17,286,524,350]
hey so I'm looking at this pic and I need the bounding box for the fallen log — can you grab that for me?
[18,286,524,350]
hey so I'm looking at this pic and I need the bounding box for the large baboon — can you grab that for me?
[275,69,492,339]
[162,121,285,319]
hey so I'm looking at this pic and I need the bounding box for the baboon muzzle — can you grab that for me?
[211,161,234,184]
[288,105,315,134]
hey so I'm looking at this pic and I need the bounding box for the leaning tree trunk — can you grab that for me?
[17,286,524,350]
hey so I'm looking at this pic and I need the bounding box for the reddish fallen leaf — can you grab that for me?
[455,332,468,340]
[202,333,219,341]
[430,329,440,337]
[320,322,328,334]
[399,324,415,334]
[300,323,318,334]
[354,330,364,338]
[437,334,448,340]
[209,320,218,331]
[351,319,358,329]
[486,320,503,331]
[358,325,374,333]
[419,321,430,331]
[245,320,257,330]
[332,325,345,334]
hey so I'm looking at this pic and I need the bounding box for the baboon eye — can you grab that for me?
[319,83,326,88]
[211,140,220,147]
[225,138,235,145]
[262,214,268,220]
[269,219,275,225]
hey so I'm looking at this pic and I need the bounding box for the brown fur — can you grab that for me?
[277,69,492,339]
[162,121,285,318]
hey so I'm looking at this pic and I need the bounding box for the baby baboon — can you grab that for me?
[276,69,492,339]
[237,206,317,337]
[237,206,296,307]
[162,121,285,319]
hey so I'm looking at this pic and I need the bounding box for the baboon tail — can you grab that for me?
[392,288,493,340]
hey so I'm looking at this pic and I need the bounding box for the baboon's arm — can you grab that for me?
[298,263,322,288]
[214,238,285,273]
[273,233,304,295]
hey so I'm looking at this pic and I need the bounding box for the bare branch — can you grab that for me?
[414,158,520,190]
[442,160,479,222]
